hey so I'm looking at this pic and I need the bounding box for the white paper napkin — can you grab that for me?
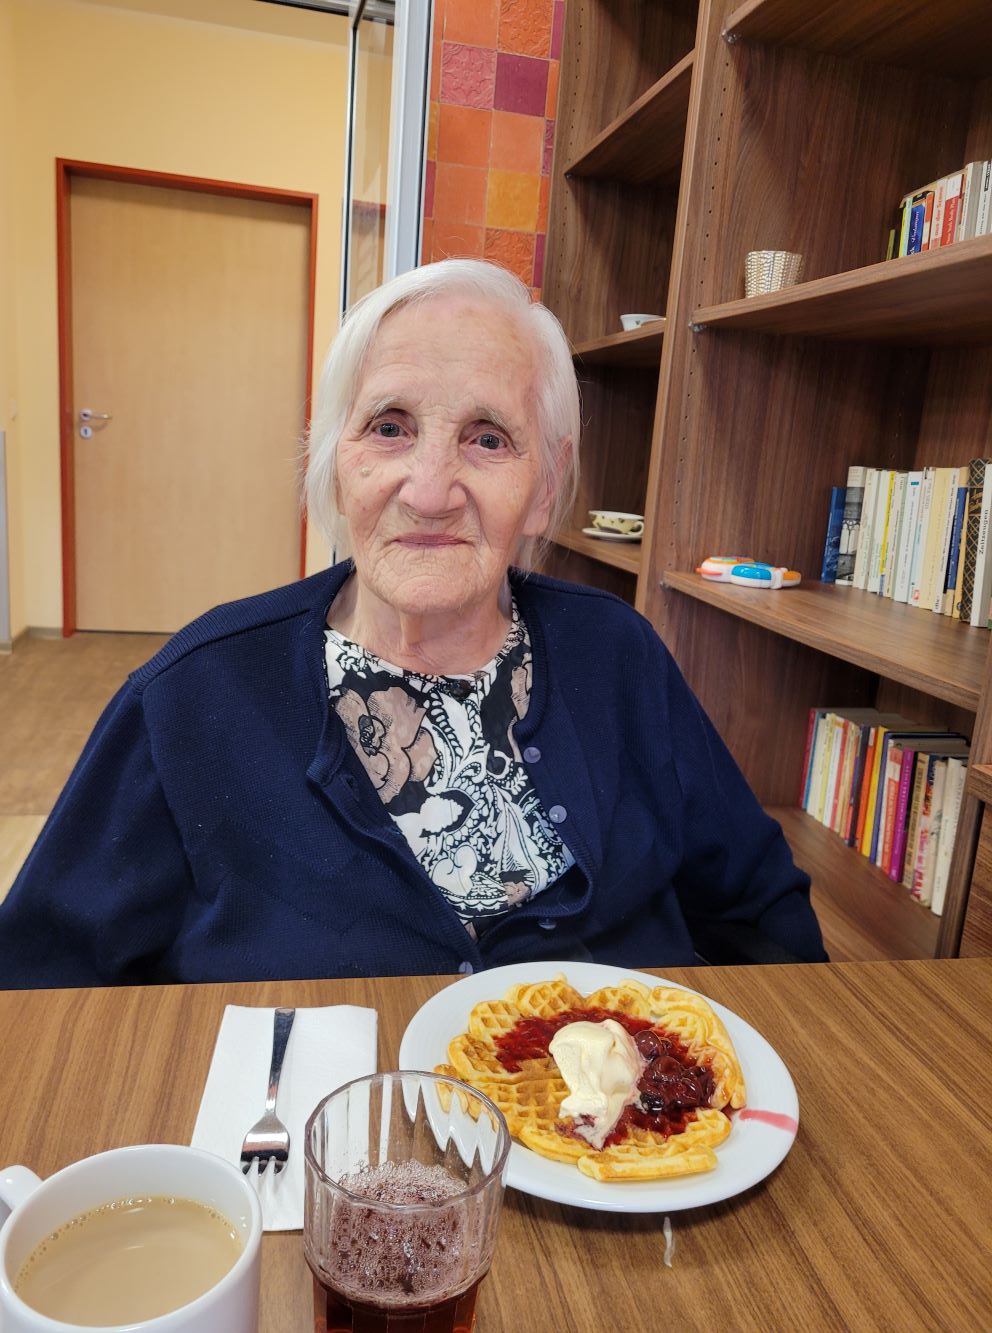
[192,1004,377,1231]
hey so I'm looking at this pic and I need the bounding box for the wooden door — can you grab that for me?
[69,176,311,632]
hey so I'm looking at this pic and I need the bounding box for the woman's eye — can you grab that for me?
[373,420,402,438]
[477,431,505,451]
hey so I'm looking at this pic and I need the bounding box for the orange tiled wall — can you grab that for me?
[422,0,563,299]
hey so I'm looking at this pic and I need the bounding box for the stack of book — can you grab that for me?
[820,460,992,626]
[884,160,992,258]
[800,709,969,916]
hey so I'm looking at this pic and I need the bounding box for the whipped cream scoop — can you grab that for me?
[549,1019,644,1149]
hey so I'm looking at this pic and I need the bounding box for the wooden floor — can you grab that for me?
[0,632,166,900]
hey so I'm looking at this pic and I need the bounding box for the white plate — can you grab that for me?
[581,526,642,543]
[398,961,798,1213]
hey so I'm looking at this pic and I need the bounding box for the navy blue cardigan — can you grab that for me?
[0,565,825,986]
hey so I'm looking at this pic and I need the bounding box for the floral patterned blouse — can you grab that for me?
[324,603,574,936]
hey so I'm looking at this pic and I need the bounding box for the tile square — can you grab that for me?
[427,100,440,161]
[441,42,498,109]
[484,227,536,285]
[545,59,559,119]
[498,0,553,58]
[538,173,550,231]
[437,104,492,168]
[421,218,434,265]
[434,162,489,224]
[490,110,544,173]
[443,0,500,48]
[486,169,541,230]
[431,219,485,259]
[551,0,565,60]
[494,52,549,117]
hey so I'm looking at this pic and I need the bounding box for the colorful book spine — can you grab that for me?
[941,171,964,245]
[820,487,846,582]
[879,744,904,872]
[902,752,929,890]
[908,468,936,606]
[912,755,941,902]
[932,758,967,915]
[969,467,992,627]
[957,161,985,241]
[881,472,907,599]
[835,465,866,586]
[867,470,895,595]
[845,724,873,846]
[918,759,949,906]
[930,177,947,251]
[855,727,880,851]
[975,160,992,237]
[942,483,968,615]
[853,469,880,589]
[860,727,890,858]
[959,458,990,623]
[889,748,918,883]
[892,471,923,603]
[930,467,962,614]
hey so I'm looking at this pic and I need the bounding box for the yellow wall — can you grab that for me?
[7,0,353,633]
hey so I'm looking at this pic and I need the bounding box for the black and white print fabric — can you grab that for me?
[324,603,573,933]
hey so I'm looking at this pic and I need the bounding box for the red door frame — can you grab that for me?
[55,158,318,635]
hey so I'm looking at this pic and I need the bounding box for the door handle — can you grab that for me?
[78,408,112,438]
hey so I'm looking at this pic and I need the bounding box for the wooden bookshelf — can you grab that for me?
[722,0,992,80]
[564,51,694,187]
[966,762,992,806]
[572,322,665,369]
[553,528,642,576]
[541,0,992,961]
[772,808,941,961]
[662,574,989,711]
[692,238,992,345]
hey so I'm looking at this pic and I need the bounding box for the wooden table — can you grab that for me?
[2,960,989,1330]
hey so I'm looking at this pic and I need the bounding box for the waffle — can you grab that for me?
[436,975,745,1182]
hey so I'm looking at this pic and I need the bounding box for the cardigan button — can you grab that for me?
[538,918,557,931]
[458,961,474,975]
[548,805,566,824]
[523,745,541,763]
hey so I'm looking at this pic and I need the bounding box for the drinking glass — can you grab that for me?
[304,1071,511,1333]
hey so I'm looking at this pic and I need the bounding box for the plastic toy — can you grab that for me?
[696,556,801,589]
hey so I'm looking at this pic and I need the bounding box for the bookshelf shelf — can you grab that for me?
[772,807,941,961]
[564,51,694,187]
[572,323,665,368]
[553,528,642,576]
[662,573,988,711]
[692,238,992,345]
[722,0,992,80]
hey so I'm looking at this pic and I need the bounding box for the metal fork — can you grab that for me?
[240,1007,295,1175]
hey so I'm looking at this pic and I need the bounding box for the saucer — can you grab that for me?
[582,526,642,543]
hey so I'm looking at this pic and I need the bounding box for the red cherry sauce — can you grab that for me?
[493,1008,717,1145]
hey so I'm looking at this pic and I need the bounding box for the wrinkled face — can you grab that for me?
[335,295,554,619]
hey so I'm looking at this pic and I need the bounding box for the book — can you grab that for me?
[827,719,853,833]
[941,171,964,245]
[957,161,985,241]
[917,760,949,905]
[929,175,948,251]
[867,470,896,595]
[919,467,955,610]
[930,466,962,614]
[892,471,923,603]
[820,717,846,826]
[901,752,930,890]
[931,757,968,915]
[835,465,866,585]
[889,747,919,883]
[907,194,928,253]
[852,468,880,589]
[881,472,907,598]
[799,708,819,806]
[958,458,991,623]
[942,482,968,616]
[898,191,914,256]
[908,468,936,606]
[975,160,992,237]
[820,486,846,582]
[878,743,907,872]
[969,465,992,627]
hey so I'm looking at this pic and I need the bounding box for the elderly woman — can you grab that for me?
[0,260,826,986]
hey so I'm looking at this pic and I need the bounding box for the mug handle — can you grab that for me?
[0,1166,42,1227]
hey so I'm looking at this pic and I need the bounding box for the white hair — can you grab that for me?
[304,258,580,568]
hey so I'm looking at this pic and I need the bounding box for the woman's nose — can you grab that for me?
[396,439,466,515]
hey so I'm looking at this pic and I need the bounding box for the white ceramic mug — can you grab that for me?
[0,1145,262,1332]
[589,509,645,536]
